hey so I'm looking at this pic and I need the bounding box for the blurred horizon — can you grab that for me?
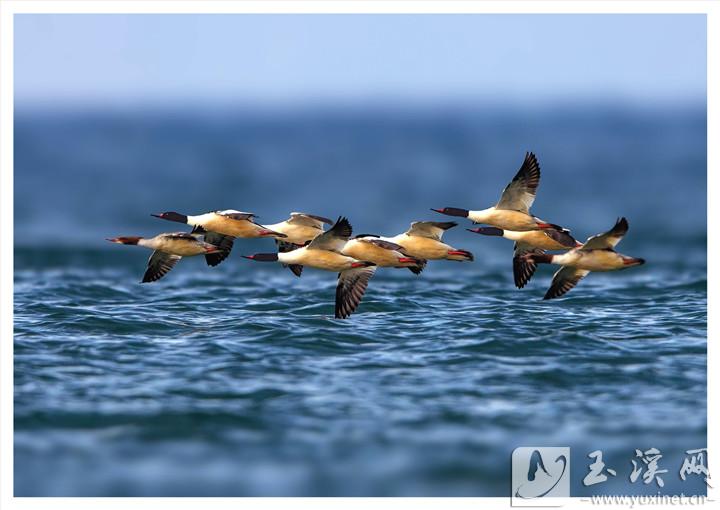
[13,96,707,116]
[14,105,706,251]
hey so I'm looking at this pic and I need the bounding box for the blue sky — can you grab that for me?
[14,14,706,108]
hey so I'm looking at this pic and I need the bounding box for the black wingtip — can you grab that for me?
[407,265,424,275]
[513,252,539,289]
[542,288,559,300]
[435,221,459,230]
[510,152,541,191]
[204,251,228,267]
[330,216,353,239]
[522,151,540,172]
[609,217,630,238]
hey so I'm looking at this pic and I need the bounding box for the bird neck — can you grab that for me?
[475,227,504,237]
[117,236,142,245]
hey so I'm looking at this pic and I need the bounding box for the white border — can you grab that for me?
[0,0,718,14]
[706,5,717,508]
[0,2,715,510]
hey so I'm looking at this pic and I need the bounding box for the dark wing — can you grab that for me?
[142,251,182,283]
[203,232,234,267]
[543,267,590,300]
[307,216,352,252]
[405,221,457,240]
[513,243,544,289]
[335,266,376,319]
[216,210,256,221]
[582,217,629,251]
[217,211,286,237]
[287,264,303,277]
[407,259,427,275]
[495,152,541,213]
[287,212,333,228]
[357,238,405,251]
[277,240,304,252]
[543,227,578,248]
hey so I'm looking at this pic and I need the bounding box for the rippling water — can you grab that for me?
[14,237,706,496]
[14,108,707,496]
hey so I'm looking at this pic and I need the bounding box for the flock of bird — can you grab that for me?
[108,152,645,318]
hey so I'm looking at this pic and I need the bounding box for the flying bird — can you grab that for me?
[432,152,569,233]
[151,209,286,266]
[263,212,334,276]
[243,217,377,319]
[262,212,333,246]
[468,226,580,288]
[107,232,223,283]
[522,217,645,299]
[382,221,474,262]
[342,236,426,274]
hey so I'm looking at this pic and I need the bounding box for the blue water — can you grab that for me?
[14,106,707,496]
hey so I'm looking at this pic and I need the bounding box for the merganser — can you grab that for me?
[243,217,377,319]
[107,232,223,283]
[383,221,474,262]
[467,226,580,288]
[432,152,569,233]
[263,212,333,246]
[264,213,334,277]
[151,210,287,266]
[342,236,426,274]
[523,217,645,299]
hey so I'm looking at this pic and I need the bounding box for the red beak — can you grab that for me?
[242,255,256,260]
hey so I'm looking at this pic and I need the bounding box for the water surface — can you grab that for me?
[14,108,707,496]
